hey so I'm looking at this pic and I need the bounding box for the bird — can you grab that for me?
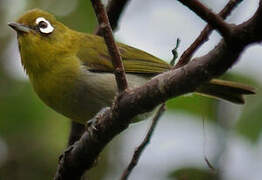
[8,9,254,124]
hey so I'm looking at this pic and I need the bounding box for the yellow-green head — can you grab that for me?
[9,9,79,76]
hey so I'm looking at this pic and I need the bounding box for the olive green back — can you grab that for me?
[77,34,171,74]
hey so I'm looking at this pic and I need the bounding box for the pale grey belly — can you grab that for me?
[64,71,151,123]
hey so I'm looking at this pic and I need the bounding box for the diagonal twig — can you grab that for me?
[174,0,244,69]
[120,104,166,180]
[95,0,131,35]
[177,0,233,40]
[91,0,128,92]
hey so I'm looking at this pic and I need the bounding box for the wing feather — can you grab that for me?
[77,34,170,74]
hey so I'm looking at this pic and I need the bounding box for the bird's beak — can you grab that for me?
[8,22,30,33]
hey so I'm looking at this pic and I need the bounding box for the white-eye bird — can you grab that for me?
[8,9,254,124]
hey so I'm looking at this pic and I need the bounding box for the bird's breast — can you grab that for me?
[30,66,150,124]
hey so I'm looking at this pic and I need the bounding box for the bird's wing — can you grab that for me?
[77,34,171,74]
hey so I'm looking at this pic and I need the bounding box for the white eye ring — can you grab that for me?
[35,17,54,34]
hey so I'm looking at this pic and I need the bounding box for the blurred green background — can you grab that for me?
[0,0,262,179]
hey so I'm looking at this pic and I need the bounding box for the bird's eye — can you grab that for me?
[35,17,54,34]
[39,21,48,29]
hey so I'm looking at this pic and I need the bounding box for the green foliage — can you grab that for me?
[221,73,262,143]
[169,167,218,180]
[166,94,218,121]
[0,80,70,179]
[237,99,262,142]
[59,0,97,33]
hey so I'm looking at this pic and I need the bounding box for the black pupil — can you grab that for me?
[39,21,48,29]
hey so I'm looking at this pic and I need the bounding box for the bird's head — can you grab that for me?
[8,9,66,40]
[8,9,77,75]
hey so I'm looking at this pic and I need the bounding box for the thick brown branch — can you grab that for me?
[95,0,130,35]
[120,104,166,180]
[67,122,86,146]
[91,0,128,92]
[175,0,243,68]
[177,0,233,40]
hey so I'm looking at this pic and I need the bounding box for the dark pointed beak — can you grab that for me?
[8,22,30,33]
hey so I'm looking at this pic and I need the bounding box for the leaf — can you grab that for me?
[220,73,262,143]
[59,0,97,33]
[168,167,218,180]
[166,94,218,121]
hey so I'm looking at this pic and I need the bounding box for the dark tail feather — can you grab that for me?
[196,79,255,104]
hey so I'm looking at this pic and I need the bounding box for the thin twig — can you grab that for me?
[177,0,233,40]
[91,0,128,92]
[95,0,130,35]
[120,104,166,180]
[202,117,216,172]
[175,0,244,69]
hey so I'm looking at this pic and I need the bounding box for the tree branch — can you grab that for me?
[91,0,128,92]
[177,0,233,40]
[120,104,166,180]
[95,0,130,35]
[175,0,244,68]
[67,122,86,146]
[54,1,262,179]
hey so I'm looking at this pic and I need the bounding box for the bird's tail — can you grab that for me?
[196,79,255,104]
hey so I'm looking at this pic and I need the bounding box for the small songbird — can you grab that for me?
[8,9,254,124]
